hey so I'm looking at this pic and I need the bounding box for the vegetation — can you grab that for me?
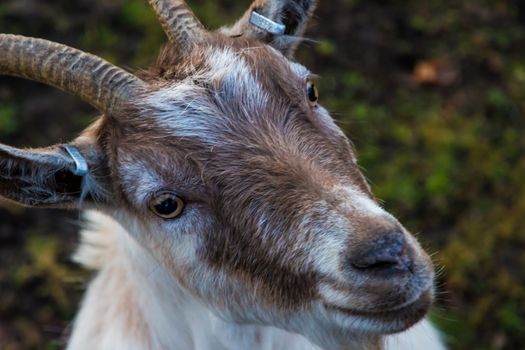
[0,0,524,349]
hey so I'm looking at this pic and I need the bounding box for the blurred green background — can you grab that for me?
[0,0,524,349]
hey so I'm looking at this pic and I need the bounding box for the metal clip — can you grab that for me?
[64,146,89,176]
[249,11,286,36]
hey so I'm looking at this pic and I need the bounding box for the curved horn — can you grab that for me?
[0,34,145,113]
[148,0,207,47]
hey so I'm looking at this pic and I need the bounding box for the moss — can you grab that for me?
[0,103,18,136]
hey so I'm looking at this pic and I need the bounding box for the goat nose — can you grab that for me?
[349,231,412,274]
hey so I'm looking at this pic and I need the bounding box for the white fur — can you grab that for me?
[333,185,388,217]
[69,210,446,350]
[147,47,269,140]
[385,319,446,350]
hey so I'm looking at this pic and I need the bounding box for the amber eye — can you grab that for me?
[149,192,185,219]
[306,79,319,107]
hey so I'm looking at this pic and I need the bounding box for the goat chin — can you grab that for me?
[68,210,446,350]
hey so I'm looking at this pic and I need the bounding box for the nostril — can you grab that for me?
[351,254,401,270]
[349,231,412,273]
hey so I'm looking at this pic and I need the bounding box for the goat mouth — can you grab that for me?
[324,288,432,334]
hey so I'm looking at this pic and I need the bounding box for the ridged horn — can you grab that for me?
[0,34,145,113]
[148,0,207,47]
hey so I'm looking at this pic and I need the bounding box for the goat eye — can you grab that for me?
[149,192,185,219]
[306,80,319,107]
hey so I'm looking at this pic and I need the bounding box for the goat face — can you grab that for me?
[0,1,435,348]
[109,37,435,348]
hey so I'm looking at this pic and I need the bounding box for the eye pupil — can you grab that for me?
[306,80,319,106]
[155,197,177,215]
[308,83,317,101]
[149,192,185,219]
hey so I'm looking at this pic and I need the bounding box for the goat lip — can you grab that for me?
[324,288,432,321]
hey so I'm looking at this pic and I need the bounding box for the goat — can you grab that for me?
[0,1,446,349]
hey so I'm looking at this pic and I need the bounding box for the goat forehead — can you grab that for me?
[205,48,264,92]
[146,46,305,123]
[146,47,321,149]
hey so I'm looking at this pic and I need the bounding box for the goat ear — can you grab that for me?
[223,0,317,57]
[0,137,111,209]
